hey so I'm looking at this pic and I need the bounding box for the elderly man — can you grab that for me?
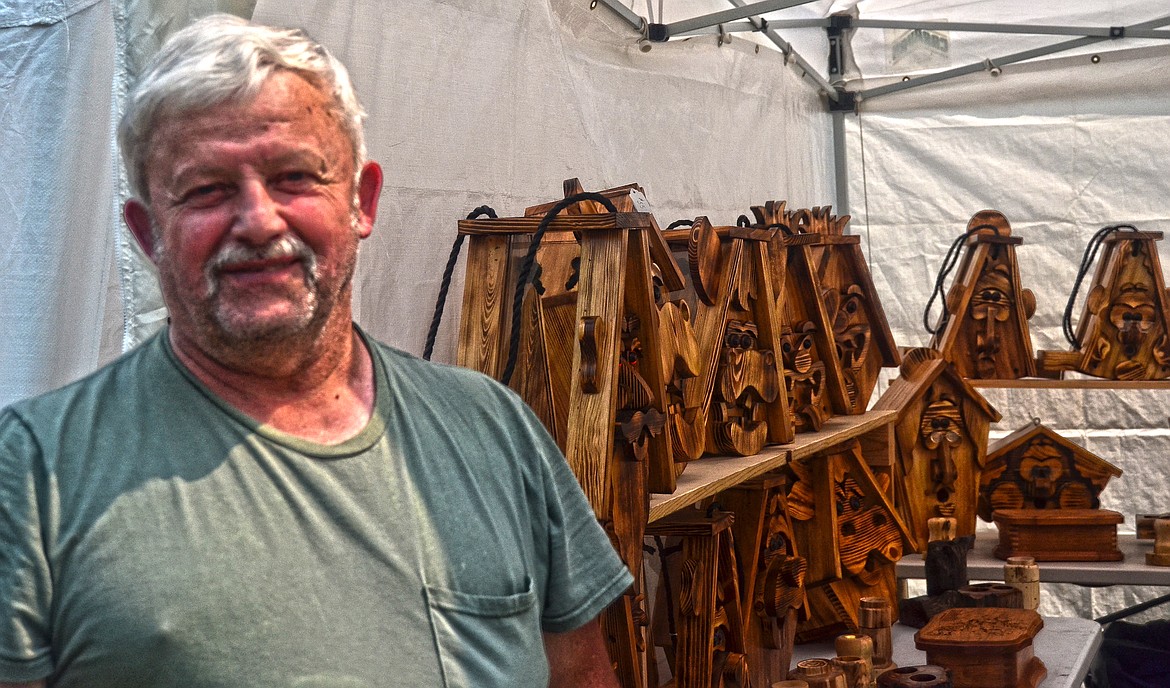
[0,14,630,688]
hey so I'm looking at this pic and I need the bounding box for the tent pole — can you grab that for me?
[833,110,849,221]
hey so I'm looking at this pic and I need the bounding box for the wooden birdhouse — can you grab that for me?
[780,205,902,413]
[1036,227,1170,380]
[979,420,1123,522]
[747,201,851,433]
[646,509,750,688]
[928,210,1038,379]
[718,474,808,686]
[457,179,691,688]
[662,217,794,457]
[784,442,915,642]
[872,348,1001,553]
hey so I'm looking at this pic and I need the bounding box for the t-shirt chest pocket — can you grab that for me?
[423,577,547,687]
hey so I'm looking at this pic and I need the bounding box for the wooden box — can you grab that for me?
[992,508,1123,561]
[914,608,1046,688]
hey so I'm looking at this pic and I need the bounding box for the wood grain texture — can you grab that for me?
[456,234,513,377]
[930,212,1037,380]
[873,349,999,552]
[648,411,897,522]
[565,229,629,517]
[980,422,1122,522]
[915,607,1046,688]
[623,229,677,495]
[992,508,1124,561]
[1039,231,1170,380]
[458,212,653,234]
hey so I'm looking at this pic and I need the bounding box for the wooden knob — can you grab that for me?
[833,656,870,688]
[1148,518,1170,566]
[927,517,956,543]
[1003,556,1040,609]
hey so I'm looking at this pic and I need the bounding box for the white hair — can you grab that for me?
[118,14,366,201]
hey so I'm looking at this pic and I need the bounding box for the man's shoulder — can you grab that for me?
[365,336,514,401]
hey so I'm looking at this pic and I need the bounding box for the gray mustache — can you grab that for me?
[205,235,319,293]
[209,235,318,276]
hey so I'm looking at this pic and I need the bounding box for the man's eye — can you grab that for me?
[182,184,230,207]
[274,171,319,192]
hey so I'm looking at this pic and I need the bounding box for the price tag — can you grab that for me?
[628,189,652,214]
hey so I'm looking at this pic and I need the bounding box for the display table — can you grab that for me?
[896,533,1170,586]
[792,617,1102,688]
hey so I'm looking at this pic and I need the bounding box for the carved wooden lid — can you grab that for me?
[915,608,1043,652]
[992,508,1123,527]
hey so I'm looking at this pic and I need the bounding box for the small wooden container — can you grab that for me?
[877,665,952,687]
[992,508,1123,562]
[914,608,1046,688]
[789,658,848,688]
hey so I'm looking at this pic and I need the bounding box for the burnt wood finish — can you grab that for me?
[719,475,807,686]
[749,200,851,431]
[1037,229,1170,380]
[786,443,914,642]
[914,608,1046,688]
[664,218,794,457]
[646,510,749,688]
[877,666,953,688]
[803,211,901,414]
[872,348,1000,553]
[992,508,1124,561]
[979,421,1122,522]
[929,211,1037,380]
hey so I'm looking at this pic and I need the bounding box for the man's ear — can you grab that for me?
[124,199,159,262]
[354,161,383,240]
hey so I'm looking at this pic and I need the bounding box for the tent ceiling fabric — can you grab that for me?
[614,0,1170,105]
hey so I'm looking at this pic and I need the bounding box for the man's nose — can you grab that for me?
[232,180,287,244]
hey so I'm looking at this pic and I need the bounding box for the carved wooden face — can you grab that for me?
[1018,441,1067,502]
[780,323,828,431]
[1107,282,1158,357]
[712,319,779,455]
[831,286,871,370]
[918,395,967,503]
[781,323,817,374]
[968,264,1013,376]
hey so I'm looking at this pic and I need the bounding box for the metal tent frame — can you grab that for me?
[594,0,1170,215]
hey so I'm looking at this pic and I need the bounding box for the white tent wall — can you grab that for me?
[251,0,834,363]
[0,0,256,409]
[841,27,1170,621]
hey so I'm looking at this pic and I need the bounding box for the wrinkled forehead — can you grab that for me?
[142,72,353,183]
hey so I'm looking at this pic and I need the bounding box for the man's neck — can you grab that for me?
[169,318,376,445]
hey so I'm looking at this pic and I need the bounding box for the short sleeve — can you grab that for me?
[0,410,55,682]
[523,405,633,633]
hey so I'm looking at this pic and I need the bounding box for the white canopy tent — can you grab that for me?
[3,0,1168,623]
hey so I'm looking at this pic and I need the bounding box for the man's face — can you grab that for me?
[127,70,377,357]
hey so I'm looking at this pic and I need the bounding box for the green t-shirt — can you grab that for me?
[0,328,631,687]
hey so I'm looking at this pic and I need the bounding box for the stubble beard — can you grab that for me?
[204,233,324,343]
[155,232,359,368]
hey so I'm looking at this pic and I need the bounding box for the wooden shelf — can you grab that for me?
[967,378,1170,389]
[648,409,898,522]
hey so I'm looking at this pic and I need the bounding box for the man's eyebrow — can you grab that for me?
[165,149,337,191]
